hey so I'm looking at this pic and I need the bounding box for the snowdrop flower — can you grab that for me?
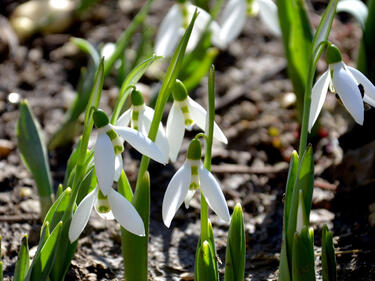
[166,80,227,162]
[93,108,166,195]
[162,139,230,227]
[309,44,375,132]
[117,89,169,163]
[211,0,281,48]
[155,1,219,57]
[69,185,145,242]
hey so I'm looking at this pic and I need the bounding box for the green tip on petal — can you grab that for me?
[172,79,188,101]
[326,44,342,64]
[131,89,144,106]
[187,139,202,160]
[93,108,109,128]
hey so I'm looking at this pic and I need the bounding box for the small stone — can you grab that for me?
[278,92,296,108]
[19,199,40,214]
[19,187,32,199]
[310,209,335,226]
[0,139,15,157]
[180,272,194,280]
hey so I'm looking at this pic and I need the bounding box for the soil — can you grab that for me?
[1,0,375,280]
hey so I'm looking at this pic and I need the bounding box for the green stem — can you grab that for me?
[201,65,215,242]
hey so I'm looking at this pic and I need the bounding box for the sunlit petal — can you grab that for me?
[68,187,98,242]
[142,106,169,163]
[188,97,228,144]
[212,0,247,48]
[257,0,281,36]
[364,95,375,107]
[107,189,145,236]
[116,108,132,127]
[309,70,330,132]
[94,133,115,196]
[166,103,185,162]
[332,63,364,125]
[114,154,123,182]
[155,4,182,57]
[347,66,375,105]
[198,165,230,222]
[111,124,166,164]
[162,163,191,227]
[184,189,197,208]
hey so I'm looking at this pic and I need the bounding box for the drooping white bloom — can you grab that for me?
[117,89,169,163]
[308,44,375,132]
[155,1,219,57]
[68,186,145,242]
[93,109,166,197]
[166,80,227,162]
[162,139,230,227]
[211,0,281,48]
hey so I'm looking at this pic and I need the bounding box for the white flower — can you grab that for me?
[166,80,227,162]
[155,1,219,57]
[93,109,166,197]
[308,44,375,132]
[162,139,230,227]
[68,186,145,242]
[117,90,169,163]
[211,0,281,48]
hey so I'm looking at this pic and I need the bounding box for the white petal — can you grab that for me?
[114,154,123,182]
[309,71,330,132]
[68,187,98,242]
[162,163,191,227]
[142,106,169,163]
[364,95,375,107]
[213,0,247,48]
[184,189,197,208]
[332,63,364,125]
[198,165,230,222]
[257,0,281,36]
[155,4,182,57]
[186,3,213,52]
[94,134,115,196]
[347,66,375,105]
[116,108,132,127]
[166,102,185,162]
[111,125,166,164]
[101,43,116,61]
[188,97,228,144]
[107,189,145,236]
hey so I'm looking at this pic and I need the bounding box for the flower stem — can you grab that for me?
[201,65,216,242]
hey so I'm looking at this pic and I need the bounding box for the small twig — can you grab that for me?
[0,214,40,222]
[211,162,288,174]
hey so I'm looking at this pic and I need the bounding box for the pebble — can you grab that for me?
[180,272,194,280]
[310,209,335,226]
[0,139,14,158]
[19,199,40,214]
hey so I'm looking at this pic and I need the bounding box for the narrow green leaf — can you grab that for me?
[17,100,53,218]
[118,170,133,202]
[357,0,375,83]
[286,146,314,267]
[322,225,337,281]
[292,227,315,281]
[277,0,313,116]
[71,37,100,66]
[122,172,150,281]
[284,151,299,232]
[28,222,63,281]
[224,203,246,281]
[14,234,30,281]
[278,231,291,281]
[197,240,218,281]
[111,54,162,123]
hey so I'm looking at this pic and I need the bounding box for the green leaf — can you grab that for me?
[71,37,100,66]
[196,240,218,281]
[278,231,291,281]
[322,225,337,281]
[224,203,246,281]
[27,222,63,281]
[111,54,162,123]
[41,188,72,236]
[122,172,150,281]
[14,234,30,281]
[357,0,375,83]
[284,151,299,232]
[118,170,133,202]
[292,227,315,281]
[277,0,313,117]
[17,100,53,218]
[286,146,314,267]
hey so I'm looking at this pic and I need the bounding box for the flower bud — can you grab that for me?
[131,89,145,106]
[93,109,109,128]
[326,44,342,64]
[187,139,202,160]
[172,80,188,101]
